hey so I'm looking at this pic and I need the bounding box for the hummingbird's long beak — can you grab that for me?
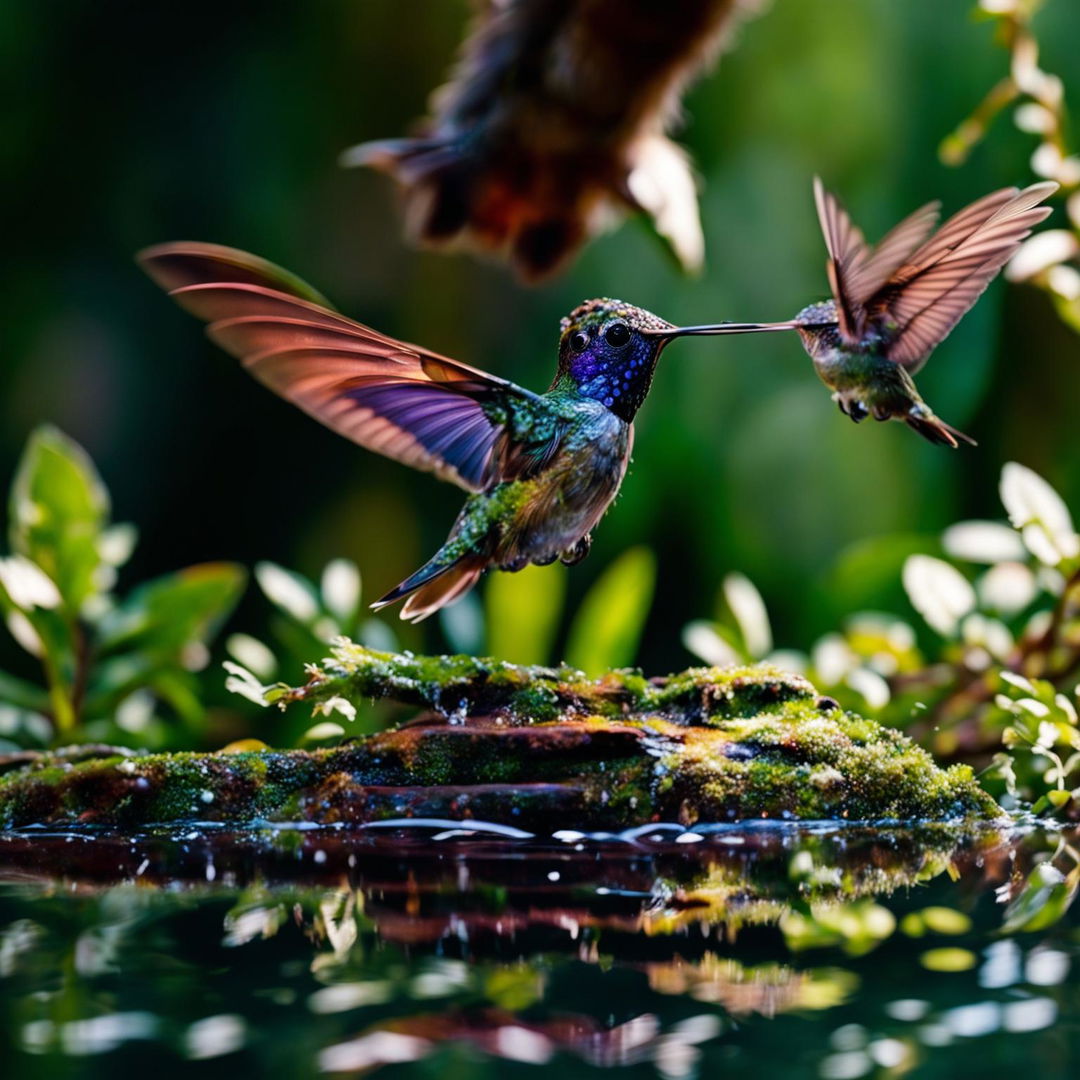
[653,320,801,340]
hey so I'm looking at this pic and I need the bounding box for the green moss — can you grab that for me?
[0,647,1000,829]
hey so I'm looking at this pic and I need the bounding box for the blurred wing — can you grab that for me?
[874,182,1057,371]
[813,178,940,342]
[138,242,555,492]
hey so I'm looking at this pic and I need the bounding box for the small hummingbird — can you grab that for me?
[698,178,1057,446]
[138,243,725,620]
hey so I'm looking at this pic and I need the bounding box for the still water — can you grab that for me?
[0,821,1076,1078]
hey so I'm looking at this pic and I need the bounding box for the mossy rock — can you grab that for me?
[0,643,998,829]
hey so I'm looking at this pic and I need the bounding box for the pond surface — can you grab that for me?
[0,820,1077,1078]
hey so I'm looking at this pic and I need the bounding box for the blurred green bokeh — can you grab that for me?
[3,0,1079,683]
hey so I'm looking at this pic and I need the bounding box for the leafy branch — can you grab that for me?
[0,426,245,748]
[683,460,1080,812]
[946,0,1080,330]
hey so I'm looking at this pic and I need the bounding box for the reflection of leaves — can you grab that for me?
[900,906,972,937]
[484,966,544,1011]
[566,547,656,676]
[919,947,977,972]
[1002,863,1079,934]
[780,900,896,956]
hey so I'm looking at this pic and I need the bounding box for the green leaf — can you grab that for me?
[6,606,79,733]
[565,547,656,676]
[0,669,50,713]
[1051,290,1080,336]
[825,533,936,618]
[485,563,566,665]
[1031,789,1073,815]
[0,703,52,746]
[97,562,247,658]
[9,425,109,614]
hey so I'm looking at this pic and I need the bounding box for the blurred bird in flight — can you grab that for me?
[343,0,761,280]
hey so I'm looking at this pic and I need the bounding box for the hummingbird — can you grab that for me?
[344,0,760,280]
[138,243,725,620]
[698,178,1057,446]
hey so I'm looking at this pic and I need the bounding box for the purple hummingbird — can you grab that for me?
[139,243,729,620]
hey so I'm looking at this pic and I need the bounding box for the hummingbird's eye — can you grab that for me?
[569,330,590,353]
[604,322,631,348]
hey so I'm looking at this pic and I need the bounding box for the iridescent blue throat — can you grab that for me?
[570,336,659,422]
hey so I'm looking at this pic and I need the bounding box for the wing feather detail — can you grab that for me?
[813,178,941,342]
[138,242,556,492]
[138,242,335,307]
[876,182,1057,370]
[847,200,940,303]
[814,177,867,341]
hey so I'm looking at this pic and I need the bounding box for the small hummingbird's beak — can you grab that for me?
[651,321,801,341]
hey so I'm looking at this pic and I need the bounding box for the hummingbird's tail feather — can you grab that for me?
[904,412,977,449]
[371,554,487,623]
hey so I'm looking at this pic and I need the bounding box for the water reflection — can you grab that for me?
[0,822,1076,1077]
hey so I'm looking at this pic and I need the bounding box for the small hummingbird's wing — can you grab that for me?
[871,182,1056,372]
[138,243,561,493]
[844,201,940,304]
[813,178,940,342]
[813,178,869,341]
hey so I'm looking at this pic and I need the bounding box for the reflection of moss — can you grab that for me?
[0,645,998,828]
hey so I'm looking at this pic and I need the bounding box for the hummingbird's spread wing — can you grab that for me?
[813,178,939,343]
[871,182,1056,371]
[139,243,559,493]
[130,242,336,308]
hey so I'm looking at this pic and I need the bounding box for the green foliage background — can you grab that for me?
[3,0,1079,683]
